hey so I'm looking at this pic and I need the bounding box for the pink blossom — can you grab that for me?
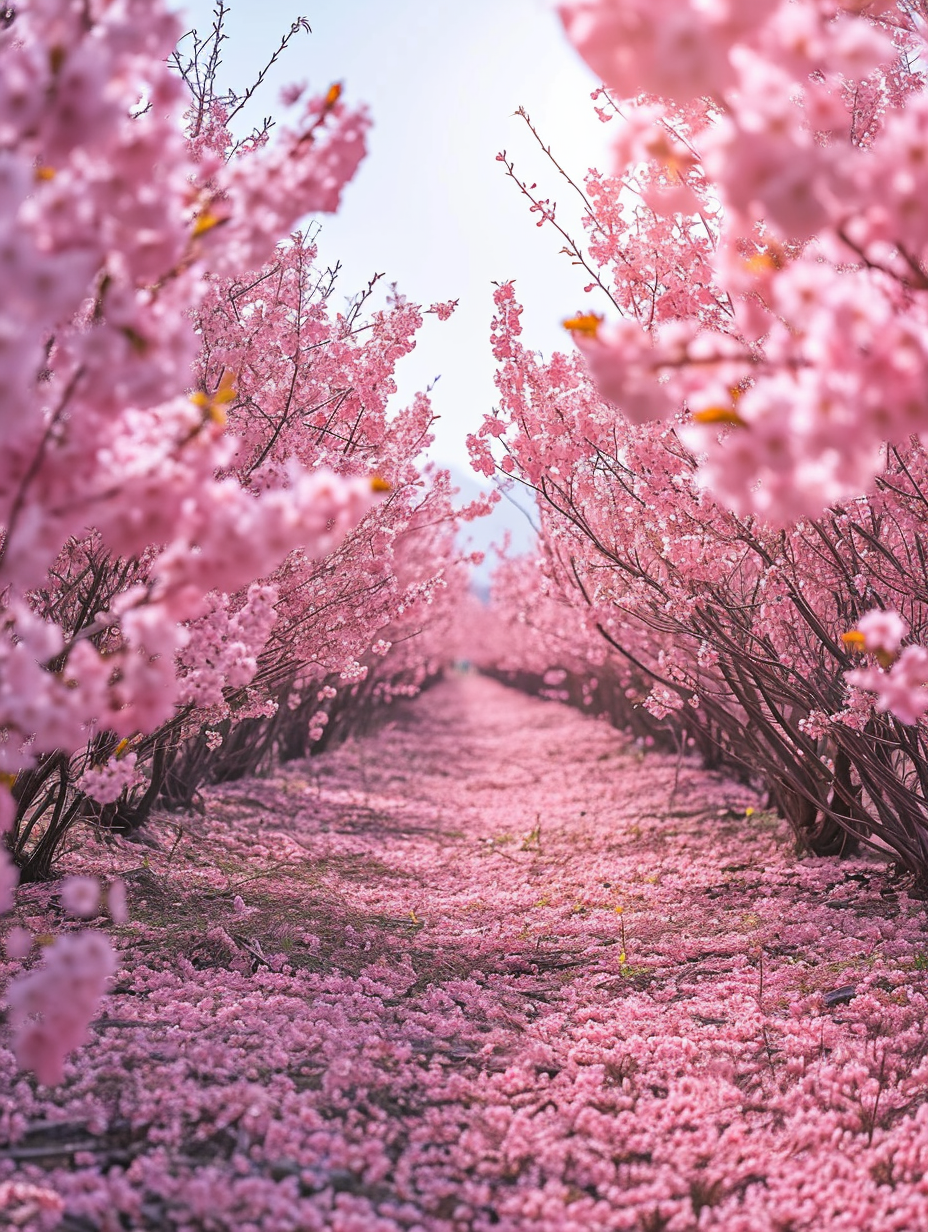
[857,608,908,658]
[553,0,928,518]
[4,926,32,960]
[5,931,116,1086]
[0,1182,64,1232]
[77,752,143,806]
[0,848,18,915]
[849,645,928,725]
[429,299,458,321]
[60,876,100,919]
[107,879,128,926]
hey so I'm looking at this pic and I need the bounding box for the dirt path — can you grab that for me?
[3,675,928,1231]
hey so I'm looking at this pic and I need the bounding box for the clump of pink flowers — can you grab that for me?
[845,609,928,725]
[556,0,928,523]
[5,931,115,1086]
[77,753,144,807]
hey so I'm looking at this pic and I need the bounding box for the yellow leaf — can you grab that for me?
[743,244,785,275]
[563,313,602,338]
[691,405,747,427]
[190,373,237,426]
[325,82,343,108]
[192,211,222,238]
[214,370,238,403]
[744,254,776,275]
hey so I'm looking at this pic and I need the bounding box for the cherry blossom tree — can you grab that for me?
[0,0,474,1084]
[0,0,370,828]
[472,267,928,885]
[10,229,470,873]
[467,1,928,874]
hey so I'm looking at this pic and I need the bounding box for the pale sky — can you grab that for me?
[176,0,607,479]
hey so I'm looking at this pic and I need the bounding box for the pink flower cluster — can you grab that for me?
[176,584,282,714]
[77,753,143,808]
[847,609,928,725]
[5,931,115,1087]
[555,0,928,520]
[0,785,18,916]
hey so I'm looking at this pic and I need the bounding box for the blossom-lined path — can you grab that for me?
[4,674,928,1231]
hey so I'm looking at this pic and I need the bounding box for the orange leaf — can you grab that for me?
[214,370,238,404]
[563,313,602,338]
[842,630,866,652]
[691,406,746,427]
[192,211,222,238]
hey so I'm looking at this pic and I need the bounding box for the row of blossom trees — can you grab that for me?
[470,0,928,885]
[0,0,472,1083]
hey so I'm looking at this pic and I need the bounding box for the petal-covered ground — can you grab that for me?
[3,674,928,1231]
